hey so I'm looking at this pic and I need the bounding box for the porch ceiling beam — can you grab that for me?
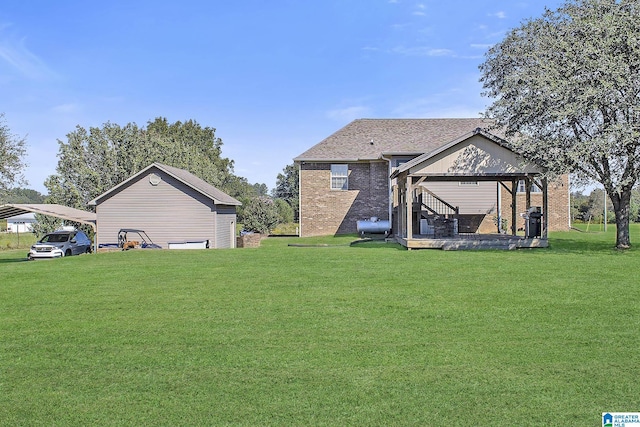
[532,177,544,190]
[406,173,537,177]
[402,174,538,182]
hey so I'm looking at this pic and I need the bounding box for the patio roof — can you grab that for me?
[0,204,96,229]
[391,128,543,180]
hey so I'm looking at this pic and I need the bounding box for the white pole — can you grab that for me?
[603,186,607,232]
[497,181,502,233]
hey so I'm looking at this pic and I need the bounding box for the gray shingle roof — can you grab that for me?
[294,118,496,161]
[155,163,242,206]
[88,163,241,206]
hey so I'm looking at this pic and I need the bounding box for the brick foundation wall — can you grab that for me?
[236,233,261,248]
[299,162,389,236]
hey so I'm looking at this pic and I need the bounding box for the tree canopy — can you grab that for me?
[46,118,232,208]
[0,113,27,197]
[39,117,273,233]
[45,118,262,215]
[480,0,640,248]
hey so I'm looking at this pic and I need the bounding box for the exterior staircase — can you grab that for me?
[412,188,459,237]
[415,188,458,218]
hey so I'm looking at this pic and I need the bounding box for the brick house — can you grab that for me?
[294,119,570,244]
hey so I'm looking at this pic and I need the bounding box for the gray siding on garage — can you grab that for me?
[95,168,236,248]
[420,181,497,214]
[215,207,237,249]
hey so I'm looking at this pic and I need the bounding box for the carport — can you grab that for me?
[0,204,97,251]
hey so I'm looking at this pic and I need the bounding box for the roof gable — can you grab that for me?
[294,118,495,162]
[88,163,241,206]
[393,130,543,178]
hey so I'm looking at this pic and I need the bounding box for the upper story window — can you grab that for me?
[391,157,413,169]
[331,164,348,190]
[517,179,542,193]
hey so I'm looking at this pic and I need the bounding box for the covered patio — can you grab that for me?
[390,129,549,250]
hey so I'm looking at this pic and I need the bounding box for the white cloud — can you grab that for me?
[413,3,426,15]
[489,11,507,19]
[390,79,488,118]
[391,46,456,57]
[0,31,54,80]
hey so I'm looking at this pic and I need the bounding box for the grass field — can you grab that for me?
[0,231,37,250]
[1,227,639,426]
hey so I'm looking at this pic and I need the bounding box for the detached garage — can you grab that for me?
[89,163,241,249]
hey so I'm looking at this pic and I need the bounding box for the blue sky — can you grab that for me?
[1,0,564,194]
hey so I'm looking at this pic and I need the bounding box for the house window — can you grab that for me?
[390,157,415,170]
[517,180,542,193]
[331,164,348,190]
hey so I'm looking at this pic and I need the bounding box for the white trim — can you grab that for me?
[330,164,349,190]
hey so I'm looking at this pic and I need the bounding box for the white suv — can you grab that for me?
[28,230,92,260]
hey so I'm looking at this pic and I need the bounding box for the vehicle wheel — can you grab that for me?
[65,249,72,257]
[85,247,92,254]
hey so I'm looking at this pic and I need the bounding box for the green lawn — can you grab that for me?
[1,228,639,426]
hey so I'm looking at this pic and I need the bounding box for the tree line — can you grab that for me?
[572,188,640,224]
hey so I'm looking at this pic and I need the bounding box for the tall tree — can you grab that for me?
[0,113,27,197]
[45,118,238,210]
[252,183,269,197]
[273,163,299,220]
[480,0,640,249]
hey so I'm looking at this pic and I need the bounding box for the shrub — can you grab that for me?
[242,197,280,234]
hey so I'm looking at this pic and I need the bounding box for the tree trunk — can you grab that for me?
[610,189,632,249]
